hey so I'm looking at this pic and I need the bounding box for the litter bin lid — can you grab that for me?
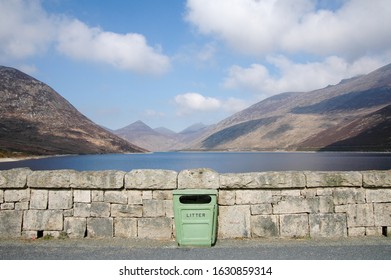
[173,189,218,195]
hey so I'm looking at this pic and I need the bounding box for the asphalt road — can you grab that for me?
[1,237,390,260]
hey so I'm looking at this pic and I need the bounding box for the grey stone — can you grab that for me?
[348,227,366,237]
[309,213,347,237]
[104,191,127,204]
[0,190,3,203]
[138,217,172,239]
[48,190,72,209]
[366,189,391,203]
[251,204,273,215]
[74,190,91,203]
[153,190,173,200]
[333,188,365,205]
[236,190,272,204]
[111,204,142,217]
[143,200,166,217]
[346,204,374,227]
[0,210,23,237]
[23,210,63,231]
[220,173,261,189]
[28,170,76,188]
[4,189,30,202]
[177,168,219,189]
[127,190,143,204]
[30,189,48,209]
[218,190,235,205]
[114,218,137,238]
[0,168,31,189]
[92,190,104,202]
[71,170,125,189]
[362,170,391,187]
[1,203,14,210]
[218,205,250,238]
[374,203,391,226]
[15,202,29,210]
[125,169,177,189]
[87,218,113,238]
[280,214,309,238]
[165,200,174,217]
[366,227,383,236]
[306,171,362,187]
[64,217,86,238]
[273,196,325,214]
[90,202,110,217]
[142,191,153,200]
[251,215,279,237]
[74,203,91,217]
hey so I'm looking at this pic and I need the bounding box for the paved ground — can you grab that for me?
[1,237,390,260]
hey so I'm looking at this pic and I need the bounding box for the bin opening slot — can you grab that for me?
[179,195,211,204]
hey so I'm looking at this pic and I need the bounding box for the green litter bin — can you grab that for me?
[173,189,218,247]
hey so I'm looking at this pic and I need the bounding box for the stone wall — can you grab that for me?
[0,168,390,240]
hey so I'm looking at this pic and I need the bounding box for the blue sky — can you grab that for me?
[1,0,391,132]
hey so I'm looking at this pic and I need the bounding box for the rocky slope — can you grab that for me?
[0,66,146,156]
[187,63,391,151]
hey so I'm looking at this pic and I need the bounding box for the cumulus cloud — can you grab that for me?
[186,0,391,58]
[0,0,170,75]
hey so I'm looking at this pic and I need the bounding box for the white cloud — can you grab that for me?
[186,0,391,58]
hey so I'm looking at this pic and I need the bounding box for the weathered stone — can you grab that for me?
[0,190,3,203]
[63,209,73,217]
[348,227,366,237]
[114,218,137,238]
[143,200,166,217]
[43,231,62,238]
[74,203,91,217]
[0,210,23,237]
[251,215,279,237]
[22,231,38,239]
[127,190,143,204]
[273,196,332,214]
[366,227,383,236]
[218,205,250,238]
[346,204,374,227]
[4,189,30,202]
[236,190,272,204]
[15,202,29,210]
[1,203,14,210]
[92,190,104,202]
[104,191,127,204]
[280,214,309,238]
[64,217,86,238]
[300,189,317,198]
[48,190,72,209]
[138,217,172,239]
[125,169,177,189]
[363,170,391,187]
[90,202,110,217]
[71,170,125,189]
[316,188,333,196]
[28,170,76,188]
[178,168,219,189]
[74,190,91,203]
[153,190,173,200]
[0,168,31,188]
[87,218,113,238]
[218,190,235,205]
[251,204,273,215]
[374,203,391,226]
[366,189,391,203]
[165,200,174,217]
[220,173,261,189]
[333,188,365,205]
[309,213,347,237]
[306,171,362,187]
[111,204,142,217]
[23,210,63,231]
[142,191,153,200]
[30,189,48,209]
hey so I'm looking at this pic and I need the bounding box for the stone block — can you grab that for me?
[1,203,14,210]
[218,190,235,205]
[333,188,365,205]
[251,204,273,215]
[348,227,366,237]
[64,217,86,238]
[4,189,30,202]
[125,169,177,189]
[74,190,91,203]
[309,213,347,237]
[63,209,73,217]
[128,190,143,204]
[165,200,174,217]
[71,170,125,189]
[0,168,31,188]
[220,173,260,189]
[236,190,272,204]
[138,217,172,239]
[346,204,374,227]
[104,191,127,204]
[153,190,173,200]
[0,190,3,203]
[306,171,362,187]
[87,218,113,238]
[114,218,137,238]
[30,189,48,209]
[0,210,23,237]
[280,214,309,238]
[142,191,153,200]
[48,190,72,209]
[177,168,219,189]
[23,210,63,231]
[273,196,328,214]
[90,202,110,217]
[218,205,250,238]
[92,190,104,202]
[374,203,391,226]
[366,189,391,203]
[28,170,76,188]
[366,227,383,236]
[22,231,38,239]
[143,200,166,217]
[15,202,29,210]
[74,203,91,217]
[363,170,391,187]
[251,215,279,238]
[111,204,142,217]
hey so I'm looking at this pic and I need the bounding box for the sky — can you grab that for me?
[1,0,391,132]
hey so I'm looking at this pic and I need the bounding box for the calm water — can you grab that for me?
[0,152,391,172]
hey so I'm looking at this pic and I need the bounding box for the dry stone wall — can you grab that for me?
[0,168,390,240]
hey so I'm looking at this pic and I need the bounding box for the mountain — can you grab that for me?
[0,66,146,156]
[187,63,391,151]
